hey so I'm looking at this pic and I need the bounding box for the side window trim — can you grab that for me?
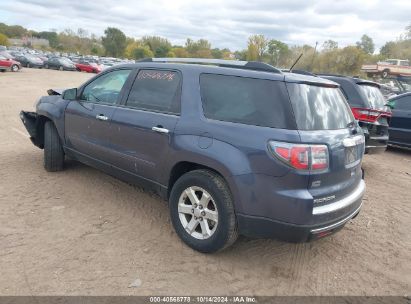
[122,68,182,115]
[77,68,133,105]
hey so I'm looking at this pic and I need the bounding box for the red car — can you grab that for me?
[0,54,22,72]
[75,61,102,73]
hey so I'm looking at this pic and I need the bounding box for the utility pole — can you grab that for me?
[310,41,318,72]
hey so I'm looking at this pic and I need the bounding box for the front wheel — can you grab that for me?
[382,69,390,78]
[11,64,19,72]
[26,63,30,68]
[169,169,238,253]
[59,66,64,71]
[44,121,64,172]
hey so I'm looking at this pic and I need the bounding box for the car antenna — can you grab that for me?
[289,53,303,72]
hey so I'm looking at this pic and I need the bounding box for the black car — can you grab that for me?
[319,75,391,154]
[45,57,76,71]
[387,92,411,148]
[15,54,44,68]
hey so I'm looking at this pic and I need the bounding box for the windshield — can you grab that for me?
[287,83,354,130]
[359,85,386,109]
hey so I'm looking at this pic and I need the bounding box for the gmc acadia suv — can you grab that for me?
[20,58,366,253]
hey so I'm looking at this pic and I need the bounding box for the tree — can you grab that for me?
[211,48,223,59]
[0,23,27,38]
[141,36,171,57]
[172,47,189,58]
[0,33,9,46]
[154,45,171,57]
[267,39,289,66]
[322,40,338,51]
[132,46,154,60]
[246,34,267,61]
[356,34,375,54]
[37,31,59,48]
[102,27,126,57]
[185,38,212,57]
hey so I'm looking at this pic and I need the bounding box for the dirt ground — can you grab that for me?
[0,68,410,296]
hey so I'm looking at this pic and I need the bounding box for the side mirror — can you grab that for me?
[62,88,77,100]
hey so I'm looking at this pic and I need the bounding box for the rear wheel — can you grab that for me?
[11,64,19,72]
[44,121,64,172]
[59,66,64,71]
[26,63,30,68]
[382,69,390,78]
[169,169,238,253]
[45,64,49,69]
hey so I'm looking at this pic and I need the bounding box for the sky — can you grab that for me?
[0,0,410,51]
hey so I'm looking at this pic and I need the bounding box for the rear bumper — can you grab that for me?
[238,203,362,242]
[236,179,365,242]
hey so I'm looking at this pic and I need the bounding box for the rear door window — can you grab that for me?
[200,74,292,129]
[126,69,181,114]
[286,83,354,130]
[358,85,386,110]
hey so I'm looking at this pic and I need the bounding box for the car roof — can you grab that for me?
[388,91,411,101]
[106,61,339,87]
[319,74,380,88]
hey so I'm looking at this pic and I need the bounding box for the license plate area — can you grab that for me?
[343,135,364,166]
[345,146,358,164]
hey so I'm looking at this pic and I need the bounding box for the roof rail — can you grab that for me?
[138,58,282,74]
[285,69,318,77]
[316,73,348,78]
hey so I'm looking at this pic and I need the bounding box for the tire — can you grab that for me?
[169,169,238,253]
[43,121,64,172]
[26,63,30,68]
[11,64,19,72]
[59,66,63,71]
[382,69,390,78]
[45,64,49,69]
[76,67,81,72]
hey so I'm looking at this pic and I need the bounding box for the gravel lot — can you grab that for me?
[0,68,410,296]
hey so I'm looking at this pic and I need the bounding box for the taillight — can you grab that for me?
[351,107,391,123]
[268,141,329,171]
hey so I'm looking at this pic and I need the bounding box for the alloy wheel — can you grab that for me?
[178,186,218,240]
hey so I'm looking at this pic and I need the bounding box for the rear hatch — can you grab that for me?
[286,81,364,218]
[356,83,391,126]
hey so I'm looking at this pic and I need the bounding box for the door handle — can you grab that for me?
[96,114,108,121]
[152,126,169,134]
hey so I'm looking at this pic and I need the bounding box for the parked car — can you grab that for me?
[45,57,76,71]
[75,60,102,73]
[319,75,391,154]
[386,92,411,149]
[15,54,44,68]
[20,58,366,253]
[361,59,411,78]
[0,55,22,72]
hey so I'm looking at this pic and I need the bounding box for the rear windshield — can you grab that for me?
[358,85,386,110]
[200,74,293,129]
[287,83,354,130]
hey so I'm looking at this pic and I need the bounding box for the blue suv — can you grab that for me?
[20,58,366,253]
